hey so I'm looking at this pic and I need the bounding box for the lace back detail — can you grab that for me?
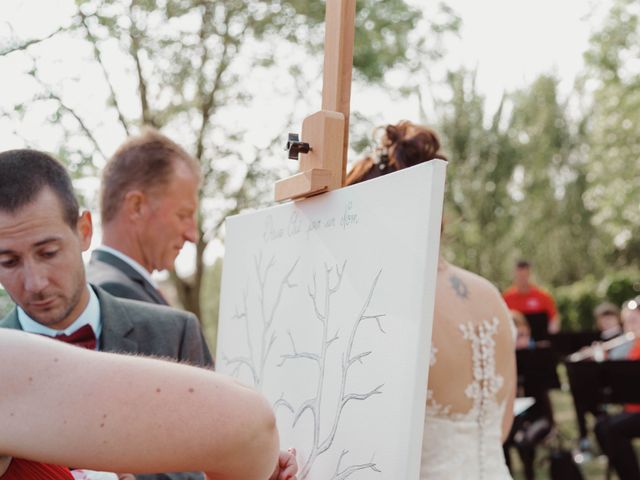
[424,317,506,479]
[459,317,504,424]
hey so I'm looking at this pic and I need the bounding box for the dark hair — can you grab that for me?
[0,149,79,227]
[594,302,620,318]
[101,127,200,223]
[516,260,531,269]
[345,120,448,185]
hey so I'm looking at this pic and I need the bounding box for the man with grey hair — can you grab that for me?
[88,128,200,305]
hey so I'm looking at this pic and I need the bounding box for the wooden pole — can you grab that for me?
[322,0,356,185]
[274,0,357,201]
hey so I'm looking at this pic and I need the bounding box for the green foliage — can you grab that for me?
[437,66,616,293]
[555,276,601,331]
[605,270,640,306]
[3,0,456,317]
[0,289,13,318]
[200,258,223,356]
[4,0,636,339]
[554,270,640,331]
[581,0,640,269]
[437,71,517,283]
[433,0,639,331]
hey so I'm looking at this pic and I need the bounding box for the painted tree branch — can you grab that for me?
[279,263,385,478]
[268,259,299,329]
[224,255,298,388]
[273,393,295,414]
[333,450,381,480]
[318,270,385,456]
[278,331,322,367]
[223,289,258,384]
[307,273,325,322]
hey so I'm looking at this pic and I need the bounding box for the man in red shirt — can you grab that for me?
[503,260,559,335]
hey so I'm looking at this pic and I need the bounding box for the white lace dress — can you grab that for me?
[420,317,513,479]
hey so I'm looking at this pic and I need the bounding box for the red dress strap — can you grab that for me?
[2,457,74,479]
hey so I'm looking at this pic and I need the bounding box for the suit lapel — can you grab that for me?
[91,250,168,305]
[140,280,169,306]
[93,286,138,353]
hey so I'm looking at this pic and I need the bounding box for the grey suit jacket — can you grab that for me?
[87,249,168,305]
[0,286,212,480]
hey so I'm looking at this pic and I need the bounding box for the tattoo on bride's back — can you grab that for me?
[449,275,469,299]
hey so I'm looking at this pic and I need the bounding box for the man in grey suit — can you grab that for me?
[88,129,199,306]
[0,149,210,480]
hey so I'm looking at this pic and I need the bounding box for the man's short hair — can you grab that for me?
[516,260,531,269]
[0,149,79,227]
[100,128,201,223]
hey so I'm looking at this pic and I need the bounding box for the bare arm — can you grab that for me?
[0,330,279,480]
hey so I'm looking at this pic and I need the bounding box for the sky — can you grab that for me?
[1,0,606,139]
[356,0,605,122]
[444,0,601,106]
[0,0,609,275]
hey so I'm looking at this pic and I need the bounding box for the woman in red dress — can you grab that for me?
[1,457,73,480]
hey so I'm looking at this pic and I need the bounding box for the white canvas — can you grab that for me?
[216,160,447,479]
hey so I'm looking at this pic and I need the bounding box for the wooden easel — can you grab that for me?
[274,0,356,202]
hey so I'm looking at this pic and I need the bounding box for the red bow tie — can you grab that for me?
[53,324,97,350]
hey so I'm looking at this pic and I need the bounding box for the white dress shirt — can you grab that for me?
[17,285,102,349]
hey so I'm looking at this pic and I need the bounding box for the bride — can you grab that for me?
[346,120,516,479]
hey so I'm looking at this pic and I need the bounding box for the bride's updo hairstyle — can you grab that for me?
[345,120,447,186]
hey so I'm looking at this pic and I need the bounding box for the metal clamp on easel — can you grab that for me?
[275,0,356,202]
[286,133,310,160]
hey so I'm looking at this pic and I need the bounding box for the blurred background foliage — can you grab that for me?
[0,289,12,318]
[0,0,638,344]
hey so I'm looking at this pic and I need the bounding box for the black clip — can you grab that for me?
[286,133,311,160]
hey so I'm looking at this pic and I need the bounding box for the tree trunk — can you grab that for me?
[171,224,207,323]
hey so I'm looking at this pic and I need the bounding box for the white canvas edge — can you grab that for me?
[406,159,447,478]
[216,159,448,478]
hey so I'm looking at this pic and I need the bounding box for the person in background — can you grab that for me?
[0,149,213,480]
[504,311,554,480]
[345,120,516,479]
[0,329,297,480]
[593,302,629,359]
[594,302,623,340]
[513,309,535,350]
[503,260,560,336]
[88,128,199,306]
[594,296,640,480]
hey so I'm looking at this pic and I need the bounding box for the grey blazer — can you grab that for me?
[0,286,212,480]
[87,249,169,305]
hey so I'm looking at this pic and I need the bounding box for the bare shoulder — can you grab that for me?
[447,263,502,298]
